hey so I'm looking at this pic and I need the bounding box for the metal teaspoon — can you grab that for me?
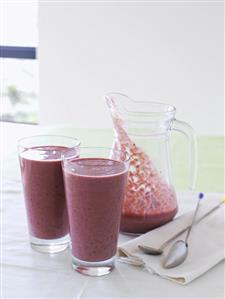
[162,193,204,269]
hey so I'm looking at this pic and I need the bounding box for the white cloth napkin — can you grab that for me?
[118,193,225,285]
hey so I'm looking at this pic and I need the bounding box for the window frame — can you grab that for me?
[0,45,36,59]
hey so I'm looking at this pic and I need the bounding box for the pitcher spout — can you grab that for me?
[104,92,176,136]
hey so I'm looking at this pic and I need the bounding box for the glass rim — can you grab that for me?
[17,134,80,151]
[62,146,131,163]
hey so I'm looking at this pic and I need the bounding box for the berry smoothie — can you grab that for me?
[19,146,69,240]
[119,143,178,234]
[63,158,128,262]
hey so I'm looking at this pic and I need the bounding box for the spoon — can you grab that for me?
[138,224,197,255]
[138,225,190,255]
[138,194,224,256]
[162,192,204,269]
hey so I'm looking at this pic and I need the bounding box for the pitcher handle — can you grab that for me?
[171,119,198,190]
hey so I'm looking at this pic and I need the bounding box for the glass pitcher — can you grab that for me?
[105,93,197,234]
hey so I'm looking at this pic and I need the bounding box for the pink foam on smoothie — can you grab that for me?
[66,158,126,177]
[109,101,177,233]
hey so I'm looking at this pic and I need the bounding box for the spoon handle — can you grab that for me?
[160,198,224,250]
[184,193,204,243]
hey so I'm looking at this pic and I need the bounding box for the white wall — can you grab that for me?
[39,2,224,135]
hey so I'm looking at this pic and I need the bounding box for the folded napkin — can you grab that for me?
[118,193,225,285]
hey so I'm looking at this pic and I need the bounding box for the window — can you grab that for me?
[0,2,38,124]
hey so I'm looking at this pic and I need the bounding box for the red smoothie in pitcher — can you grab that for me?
[113,141,178,234]
[19,146,69,239]
[63,158,128,262]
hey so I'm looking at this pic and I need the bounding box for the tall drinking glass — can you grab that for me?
[18,135,80,253]
[62,147,130,276]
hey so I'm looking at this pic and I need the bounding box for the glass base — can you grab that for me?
[120,231,142,237]
[30,234,70,254]
[72,255,115,276]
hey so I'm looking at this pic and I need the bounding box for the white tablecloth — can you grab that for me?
[2,180,225,298]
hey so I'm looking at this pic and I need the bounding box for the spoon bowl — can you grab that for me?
[162,240,188,269]
[138,245,163,255]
